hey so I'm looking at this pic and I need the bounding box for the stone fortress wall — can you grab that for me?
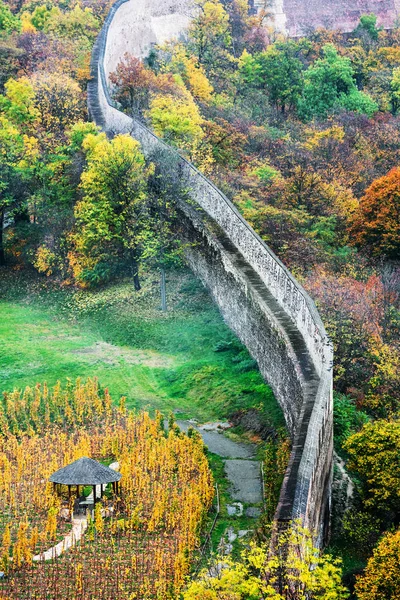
[87,0,334,539]
[253,0,400,37]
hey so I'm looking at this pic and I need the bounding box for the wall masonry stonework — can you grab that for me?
[254,0,399,36]
[87,0,334,539]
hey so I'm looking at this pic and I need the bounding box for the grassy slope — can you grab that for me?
[0,267,284,428]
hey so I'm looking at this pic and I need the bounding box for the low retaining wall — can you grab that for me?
[87,0,334,539]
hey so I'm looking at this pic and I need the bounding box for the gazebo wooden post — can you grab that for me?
[53,482,56,494]
[77,485,80,498]
[92,485,96,504]
[68,485,71,500]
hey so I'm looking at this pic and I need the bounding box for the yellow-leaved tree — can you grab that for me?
[343,420,400,512]
[355,528,400,600]
[69,132,153,288]
[147,86,214,171]
[183,521,349,600]
[147,88,204,156]
[161,43,214,103]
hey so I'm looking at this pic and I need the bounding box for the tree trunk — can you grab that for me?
[160,268,167,312]
[131,260,141,291]
[0,211,5,267]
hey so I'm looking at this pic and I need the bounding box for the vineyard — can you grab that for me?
[0,379,214,599]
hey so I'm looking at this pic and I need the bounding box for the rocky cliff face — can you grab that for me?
[254,0,400,36]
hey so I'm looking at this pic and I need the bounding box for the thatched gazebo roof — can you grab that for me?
[49,457,122,486]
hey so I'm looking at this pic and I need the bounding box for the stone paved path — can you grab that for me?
[33,516,88,562]
[176,420,255,459]
[224,459,263,504]
[176,420,263,509]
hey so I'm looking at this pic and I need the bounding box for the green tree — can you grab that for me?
[333,393,369,450]
[142,151,187,311]
[390,66,400,113]
[0,78,39,266]
[29,5,52,31]
[0,0,21,33]
[299,44,378,120]
[239,41,306,114]
[69,133,153,288]
[353,14,381,49]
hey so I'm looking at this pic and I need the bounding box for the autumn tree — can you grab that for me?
[159,42,214,103]
[350,166,400,258]
[305,271,384,392]
[109,53,177,116]
[364,340,400,417]
[355,528,400,600]
[32,121,100,277]
[32,72,85,140]
[44,4,100,46]
[188,0,234,80]
[203,117,246,168]
[183,521,348,599]
[69,133,153,288]
[344,420,400,513]
[147,89,205,161]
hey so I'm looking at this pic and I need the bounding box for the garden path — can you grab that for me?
[32,516,88,562]
[31,424,263,565]
[33,462,120,562]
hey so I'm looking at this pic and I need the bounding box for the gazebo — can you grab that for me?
[49,457,122,505]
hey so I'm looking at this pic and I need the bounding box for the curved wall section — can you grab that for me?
[88,0,334,538]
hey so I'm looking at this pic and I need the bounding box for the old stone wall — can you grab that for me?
[254,0,399,36]
[87,0,334,538]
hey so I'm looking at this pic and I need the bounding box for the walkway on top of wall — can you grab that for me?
[190,209,321,520]
[87,0,334,537]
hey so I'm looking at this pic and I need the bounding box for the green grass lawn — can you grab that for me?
[0,267,284,427]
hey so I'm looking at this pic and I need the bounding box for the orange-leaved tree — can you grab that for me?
[350,166,400,258]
